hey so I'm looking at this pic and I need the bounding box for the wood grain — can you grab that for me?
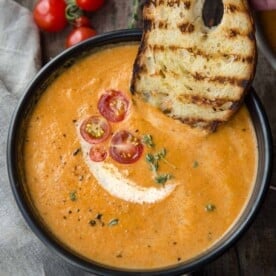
[14,1,276,275]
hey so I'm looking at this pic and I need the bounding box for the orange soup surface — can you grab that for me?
[24,44,257,269]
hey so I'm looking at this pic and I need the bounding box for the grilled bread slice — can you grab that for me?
[131,0,256,131]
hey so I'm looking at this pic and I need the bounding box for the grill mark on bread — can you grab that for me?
[177,94,238,109]
[137,62,250,88]
[145,17,252,39]
[144,20,175,31]
[211,75,249,88]
[147,0,191,8]
[173,116,223,131]
[183,1,191,9]
[158,21,169,29]
[228,29,253,39]
[229,29,240,38]
[193,73,249,88]
[228,29,255,39]
[144,19,153,32]
[225,4,239,13]
[178,22,195,33]
[149,44,254,64]
[244,56,254,63]
[155,69,249,88]
[224,4,248,13]
[138,88,241,109]
[168,0,181,7]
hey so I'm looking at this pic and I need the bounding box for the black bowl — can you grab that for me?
[7,29,273,275]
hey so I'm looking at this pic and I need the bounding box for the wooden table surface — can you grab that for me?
[16,1,276,275]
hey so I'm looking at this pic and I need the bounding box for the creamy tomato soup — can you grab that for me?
[23,44,257,269]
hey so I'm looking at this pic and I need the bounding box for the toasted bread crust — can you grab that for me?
[131,0,256,132]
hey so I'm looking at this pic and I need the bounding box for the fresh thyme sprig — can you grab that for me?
[144,134,176,185]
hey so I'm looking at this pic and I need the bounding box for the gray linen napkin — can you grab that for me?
[0,1,91,275]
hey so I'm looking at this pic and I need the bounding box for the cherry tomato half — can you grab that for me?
[80,116,111,144]
[73,16,91,28]
[89,145,107,162]
[109,130,143,164]
[76,0,105,12]
[33,0,67,32]
[66,27,97,48]
[98,90,130,122]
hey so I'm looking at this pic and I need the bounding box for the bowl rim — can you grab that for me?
[6,29,273,275]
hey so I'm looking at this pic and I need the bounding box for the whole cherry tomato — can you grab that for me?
[66,26,97,48]
[33,0,67,32]
[76,0,105,12]
[73,16,91,28]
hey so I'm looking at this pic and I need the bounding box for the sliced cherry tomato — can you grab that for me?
[76,0,105,11]
[80,116,111,144]
[73,16,91,28]
[33,0,67,32]
[66,27,97,48]
[98,90,130,122]
[89,146,107,162]
[109,130,143,164]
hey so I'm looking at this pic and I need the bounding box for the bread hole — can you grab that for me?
[202,0,224,28]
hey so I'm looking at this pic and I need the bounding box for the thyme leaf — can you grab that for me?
[155,148,166,159]
[146,153,158,173]
[205,204,216,212]
[69,191,77,201]
[142,134,155,148]
[155,174,172,185]
[146,153,154,163]
[193,160,199,168]
[144,135,176,185]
